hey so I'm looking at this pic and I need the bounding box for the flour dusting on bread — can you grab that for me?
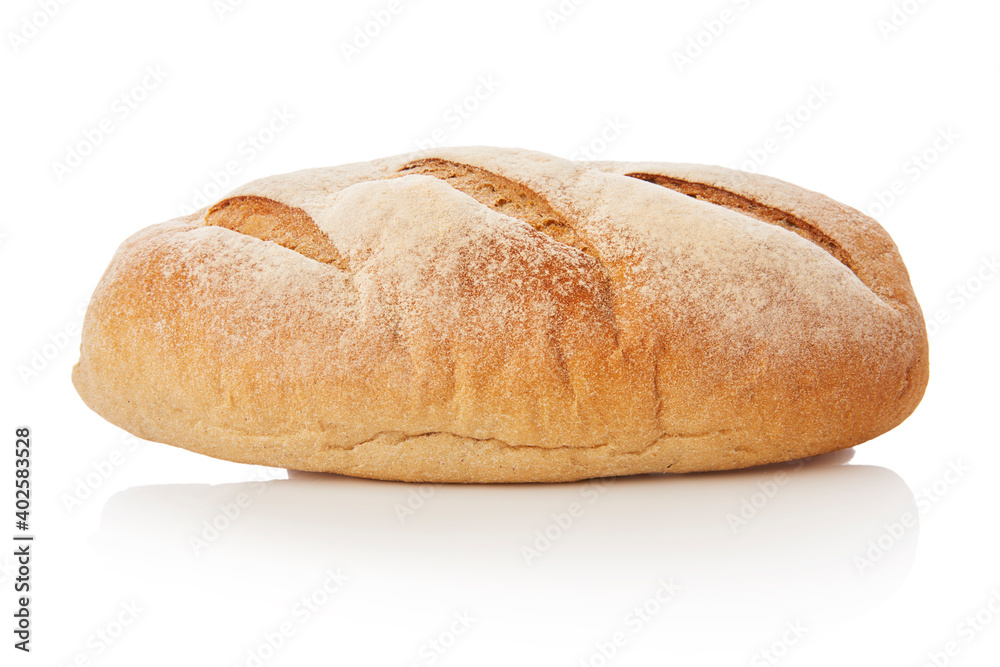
[72,147,929,482]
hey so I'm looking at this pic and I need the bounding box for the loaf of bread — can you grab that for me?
[72,147,928,482]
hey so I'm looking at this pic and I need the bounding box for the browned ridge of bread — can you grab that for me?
[623,172,858,277]
[72,147,929,482]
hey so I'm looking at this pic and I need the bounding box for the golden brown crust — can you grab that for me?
[394,157,602,261]
[72,147,929,482]
[205,195,350,269]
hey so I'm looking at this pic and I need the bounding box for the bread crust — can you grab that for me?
[72,147,928,482]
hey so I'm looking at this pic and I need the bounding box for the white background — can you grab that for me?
[2,0,999,665]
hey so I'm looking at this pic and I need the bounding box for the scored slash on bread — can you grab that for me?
[72,147,928,482]
[205,195,351,270]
